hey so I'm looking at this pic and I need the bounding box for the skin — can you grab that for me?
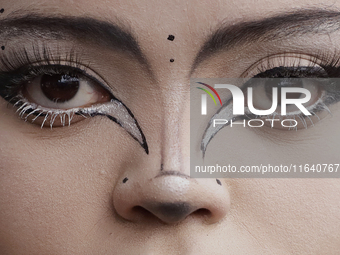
[0,0,340,254]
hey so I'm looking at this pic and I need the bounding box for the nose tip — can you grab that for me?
[113,173,230,225]
[141,202,195,224]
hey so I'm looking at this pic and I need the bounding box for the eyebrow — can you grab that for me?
[193,9,340,70]
[0,14,150,67]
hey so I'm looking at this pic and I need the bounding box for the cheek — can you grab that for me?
[0,117,139,252]
[229,179,340,252]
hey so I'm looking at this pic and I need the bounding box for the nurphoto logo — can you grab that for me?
[197,81,312,129]
[198,83,311,116]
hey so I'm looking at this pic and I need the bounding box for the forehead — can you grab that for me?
[4,0,330,39]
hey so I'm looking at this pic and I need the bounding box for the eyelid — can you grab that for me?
[241,50,340,78]
[241,53,319,78]
[0,44,119,98]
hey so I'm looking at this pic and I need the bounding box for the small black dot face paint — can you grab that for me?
[1,46,4,51]
[167,35,175,41]
[0,9,4,14]
[216,179,222,186]
[167,35,175,63]
[123,177,128,183]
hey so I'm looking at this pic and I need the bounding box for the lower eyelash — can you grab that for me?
[243,100,330,130]
[13,95,80,128]
[10,95,149,154]
[242,86,337,132]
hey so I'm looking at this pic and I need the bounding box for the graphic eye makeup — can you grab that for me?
[201,53,340,154]
[0,45,149,154]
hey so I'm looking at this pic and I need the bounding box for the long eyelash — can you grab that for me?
[0,46,90,129]
[11,94,149,154]
[251,50,340,78]
[0,44,87,73]
[0,43,115,128]
[0,44,90,102]
[245,51,340,123]
[13,96,79,128]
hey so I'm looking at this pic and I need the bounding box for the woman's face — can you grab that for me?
[0,0,340,254]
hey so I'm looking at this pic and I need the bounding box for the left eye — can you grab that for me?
[246,77,322,115]
[24,73,111,109]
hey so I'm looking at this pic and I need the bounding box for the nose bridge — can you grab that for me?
[159,84,190,174]
[111,80,230,225]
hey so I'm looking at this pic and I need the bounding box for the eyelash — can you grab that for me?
[0,45,110,127]
[243,52,340,128]
[247,50,340,77]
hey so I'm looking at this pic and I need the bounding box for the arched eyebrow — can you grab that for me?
[192,9,340,72]
[0,13,150,69]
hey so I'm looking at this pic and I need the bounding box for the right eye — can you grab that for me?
[0,64,114,128]
[24,72,111,110]
[0,63,148,153]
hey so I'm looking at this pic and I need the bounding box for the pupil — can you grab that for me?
[40,74,80,103]
[264,78,303,106]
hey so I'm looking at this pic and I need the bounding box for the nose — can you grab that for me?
[113,171,230,224]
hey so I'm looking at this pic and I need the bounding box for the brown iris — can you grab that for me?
[40,74,80,103]
[264,78,303,106]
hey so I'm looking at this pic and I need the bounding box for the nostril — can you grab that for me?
[113,175,230,224]
[132,206,158,221]
[135,202,194,223]
[130,203,212,224]
[154,202,192,221]
[192,208,211,218]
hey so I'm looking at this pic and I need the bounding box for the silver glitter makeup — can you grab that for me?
[80,99,145,147]
[16,98,149,154]
[201,100,249,156]
[201,101,234,156]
